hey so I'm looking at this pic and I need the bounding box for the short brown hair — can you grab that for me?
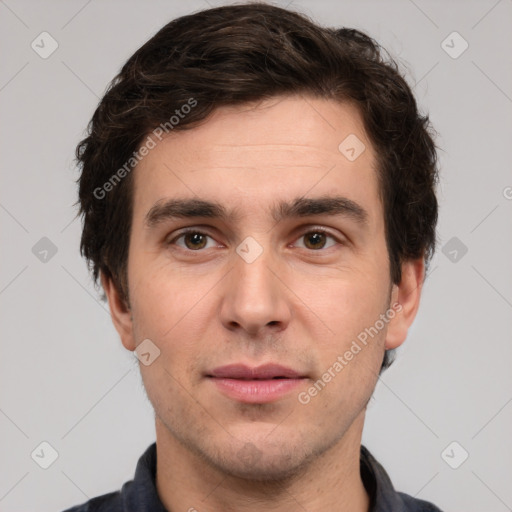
[75,2,438,371]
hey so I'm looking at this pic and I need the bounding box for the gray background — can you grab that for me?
[1,0,511,511]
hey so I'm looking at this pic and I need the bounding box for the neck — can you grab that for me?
[155,412,370,512]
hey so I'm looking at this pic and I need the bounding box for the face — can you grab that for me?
[104,95,421,481]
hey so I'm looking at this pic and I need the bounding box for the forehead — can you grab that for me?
[131,95,381,225]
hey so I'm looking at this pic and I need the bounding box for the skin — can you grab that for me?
[102,95,424,512]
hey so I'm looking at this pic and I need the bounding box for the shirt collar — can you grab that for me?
[360,444,411,512]
[123,442,418,512]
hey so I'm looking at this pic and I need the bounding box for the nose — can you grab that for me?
[219,245,292,337]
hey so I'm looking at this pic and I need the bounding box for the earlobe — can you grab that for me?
[100,272,136,352]
[385,258,425,350]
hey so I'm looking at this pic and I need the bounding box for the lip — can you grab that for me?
[207,364,308,404]
[209,363,304,380]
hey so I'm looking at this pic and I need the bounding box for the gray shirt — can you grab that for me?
[62,443,443,511]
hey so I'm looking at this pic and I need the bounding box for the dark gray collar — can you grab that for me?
[63,442,443,511]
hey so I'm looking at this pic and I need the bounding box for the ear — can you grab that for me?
[385,258,425,350]
[101,271,136,352]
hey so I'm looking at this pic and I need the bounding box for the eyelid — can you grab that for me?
[294,225,338,237]
[167,224,345,251]
[167,226,221,247]
[291,225,344,247]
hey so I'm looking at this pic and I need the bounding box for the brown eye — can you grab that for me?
[304,232,327,249]
[295,229,338,251]
[170,230,216,251]
[183,232,207,250]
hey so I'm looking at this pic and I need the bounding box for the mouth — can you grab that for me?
[206,363,308,403]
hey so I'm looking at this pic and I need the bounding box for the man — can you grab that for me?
[65,2,441,511]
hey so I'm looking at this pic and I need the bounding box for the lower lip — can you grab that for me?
[209,377,305,403]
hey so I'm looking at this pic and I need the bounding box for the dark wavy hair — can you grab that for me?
[75,2,438,372]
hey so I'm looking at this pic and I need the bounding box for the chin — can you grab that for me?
[221,449,311,482]
[205,434,321,483]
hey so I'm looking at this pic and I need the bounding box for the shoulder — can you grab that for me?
[397,491,444,511]
[60,491,122,512]
[360,444,444,512]
[59,442,161,512]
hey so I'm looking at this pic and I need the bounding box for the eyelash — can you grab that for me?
[167,226,342,252]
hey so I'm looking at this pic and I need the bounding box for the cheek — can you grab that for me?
[304,284,387,408]
[132,278,208,413]
[129,266,217,377]
[298,268,388,336]
[297,267,390,396]
[129,259,206,335]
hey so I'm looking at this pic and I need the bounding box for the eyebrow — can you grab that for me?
[144,195,369,229]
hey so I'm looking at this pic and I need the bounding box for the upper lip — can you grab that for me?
[208,363,305,380]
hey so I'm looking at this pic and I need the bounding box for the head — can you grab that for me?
[75,2,438,480]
